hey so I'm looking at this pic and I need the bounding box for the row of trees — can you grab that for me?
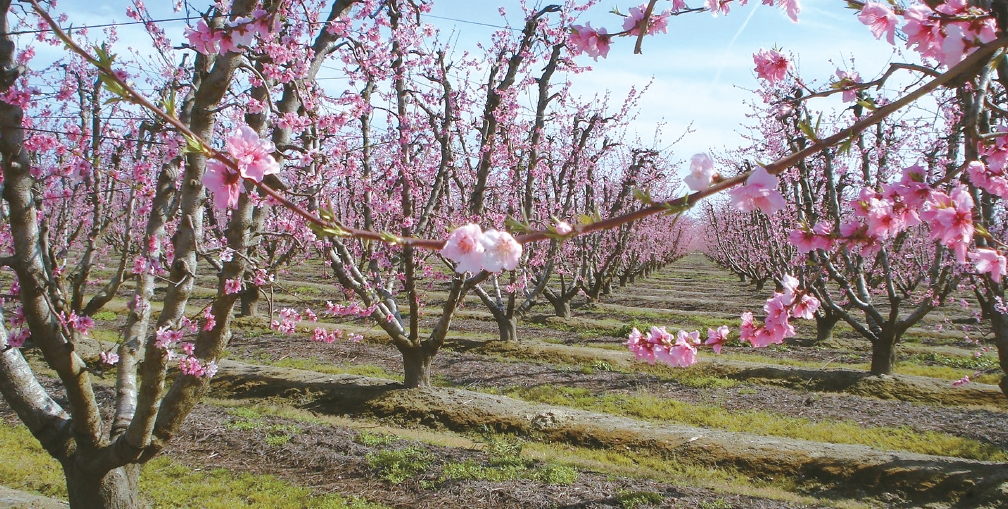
[0,1,691,506]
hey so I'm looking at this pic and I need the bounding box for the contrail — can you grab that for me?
[712,2,760,86]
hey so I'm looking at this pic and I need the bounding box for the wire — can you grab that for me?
[8,16,199,36]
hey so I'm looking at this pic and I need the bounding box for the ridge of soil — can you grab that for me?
[211,359,1008,509]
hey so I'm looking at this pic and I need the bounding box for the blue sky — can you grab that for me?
[51,0,905,176]
[423,0,903,164]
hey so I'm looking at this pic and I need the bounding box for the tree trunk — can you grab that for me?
[814,311,841,343]
[239,285,261,317]
[991,311,1008,398]
[496,315,517,342]
[401,346,435,388]
[869,332,897,375]
[552,298,571,319]
[63,462,140,509]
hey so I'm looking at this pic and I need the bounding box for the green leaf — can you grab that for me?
[632,187,653,205]
[379,231,402,244]
[504,217,531,234]
[797,120,817,142]
[577,209,601,226]
[837,136,854,156]
[661,195,692,215]
[856,98,877,111]
[182,133,206,155]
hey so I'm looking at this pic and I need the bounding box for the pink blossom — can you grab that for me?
[791,293,821,319]
[622,6,670,36]
[683,153,718,192]
[179,357,206,377]
[204,361,219,378]
[480,230,522,273]
[554,221,573,236]
[224,278,243,295]
[705,326,730,354]
[179,342,195,356]
[568,23,610,61]
[969,248,1007,283]
[203,160,242,209]
[202,307,216,331]
[223,125,281,182]
[184,19,217,54]
[858,2,898,45]
[442,224,486,274]
[155,327,184,350]
[312,327,342,344]
[967,161,1008,199]
[728,166,786,214]
[902,5,942,61]
[789,222,832,253]
[952,374,971,387]
[7,329,29,348]
[98,350,119,366]
[834,69,860,103]
[920,185,974,263]
[753,49,790,84]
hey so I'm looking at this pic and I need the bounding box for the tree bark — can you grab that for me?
[496,315,517,342]
[869,332,897,375]
[814,310,841,343]
[991,310,1008,398]
[63,463,139,509]
[239,285,261,317]
[400,346,435,388]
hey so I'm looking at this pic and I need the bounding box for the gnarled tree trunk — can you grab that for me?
[63,463,140,509]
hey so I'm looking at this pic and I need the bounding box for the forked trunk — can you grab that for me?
[401,346,435,388]
[496,315,517,342]
[553,299,571,319]
[814,311,841,343]
[239,285,261,317]
[869,331,897,375]
[64,462,140,509]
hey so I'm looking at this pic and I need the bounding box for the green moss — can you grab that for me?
[503,385,1008,461]
[0,423,66,499]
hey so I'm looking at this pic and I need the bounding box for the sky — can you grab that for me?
[47,0,908,178]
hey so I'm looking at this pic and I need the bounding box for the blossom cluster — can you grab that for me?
[441,224,522,274]
[184,8,276,55]
[753,49,790,84]
[325,301,376,318]
[568,0,802,60]
[626,325,733,368]
[788,160,1006,283]
[740,275,820,347]
[153,311,219,378]
[858,1,997,67]
[203,125,281,210]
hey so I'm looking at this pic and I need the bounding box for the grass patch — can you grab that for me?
[225,408,302,447]
[356,431,397,447]
[0,422,66,499]
[141,456,383,508]
[91,310,119,321]
[366,445,433,484]
[440,436,578,485]
[615,490,664,509]
[504,385,1008,461]
[254,356,404,381]
[0,421,382,508]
